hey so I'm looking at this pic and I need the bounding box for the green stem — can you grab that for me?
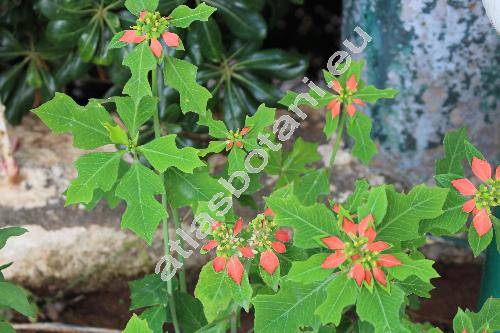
[231,308,238,333]
[152,65,181,333]
[327,110,347,180]
[171,205,187,292]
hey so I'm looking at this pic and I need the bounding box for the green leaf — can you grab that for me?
[0,227,27,249]
[345,179,370,213]
[253,277,333,333]
[140,134,204,173]
[194,262,250,322]
[259,263,280,291]
[398,276,434,298]
[244,104,276,140]
[204,0,267,40]
[32,93,112,149]
[435,127,467,176]
[358,185,388,223]
[78,23,99,61]
[356,285,409,333]
[198,110,229,139]
[125,0,159,16]
[346,112,377,165]
[266,138,321,187]
[165,167,227,209]
[104,123,129,145]
[452,309,474,333]
[123,42,156,103]
[108,31,126,50]
[227,146,247,175]
[123,314,153,333]
[66,152,123,205]
[129,274,173,310]
[389,253,439,284]
[286,253,332,284]
[0,323,15,333]
[139,306,167,333]
[377,185,448,244]
[464,140,485,164]
[266,195,336,249]
[164,57,211,116]
[0,282,36,317]
[176,291,208,333]
[315,273,358,326]
[115,96,157,135]
[223,79,251,130]
[420,190,468,236]
[234,49,308,81]
[324,113,339,139]
[294,169,329,206]
[169,3,217,28]
[468,297,500,331]
[115,163,167,244]
[354,86,398,103]
[191,18,224,62]
[468,224,493,257]
[199,141,226,157]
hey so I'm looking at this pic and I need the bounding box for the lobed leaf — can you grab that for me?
[377,185,448,244]
[169,3,217,28]
[140,134,205,173]
[122,42,156,104]
[164,57,211,116]
[346,112,377,165]
[116,163,167,244]
[66,152,123,205]
[266,195,337,249]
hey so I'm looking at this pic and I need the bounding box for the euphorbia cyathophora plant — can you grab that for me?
[30,0,498,332]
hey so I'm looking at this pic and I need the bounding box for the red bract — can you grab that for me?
[320,214,401,287]
[119,11,180,58]
[201,220,249,285]
[327,75,366,119]
[249,209,290,275]
[451,157,499,236]
[226,127,249,150]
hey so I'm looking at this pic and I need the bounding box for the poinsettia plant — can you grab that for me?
[28,0,499,332]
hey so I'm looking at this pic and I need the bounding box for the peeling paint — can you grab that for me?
[343,0,499,182]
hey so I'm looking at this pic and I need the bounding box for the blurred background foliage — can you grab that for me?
[0,0,341,146]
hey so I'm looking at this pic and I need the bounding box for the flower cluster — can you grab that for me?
[452,157,499,236]
[327,75,365,118]
[201,209,290,284]
[119,11,180,57]
[320,213,401,287]
[226,127,249,150]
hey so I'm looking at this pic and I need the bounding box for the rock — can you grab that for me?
[0,116,207,293]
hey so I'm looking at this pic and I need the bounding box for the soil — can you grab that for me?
[14,261,481,332]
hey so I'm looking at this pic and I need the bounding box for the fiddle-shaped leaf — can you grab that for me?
[123,42,156,103]
[139,134,205,173]
[164,57,211,116]
[115,96,157,135]
[32,93,112,149]
[66,152,123,205]
[346,112,377,165]
[169,3,217,28]
[315,273,358,326]
[115,163,167,244]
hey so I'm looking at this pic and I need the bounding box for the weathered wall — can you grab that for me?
[343,0,500,183]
